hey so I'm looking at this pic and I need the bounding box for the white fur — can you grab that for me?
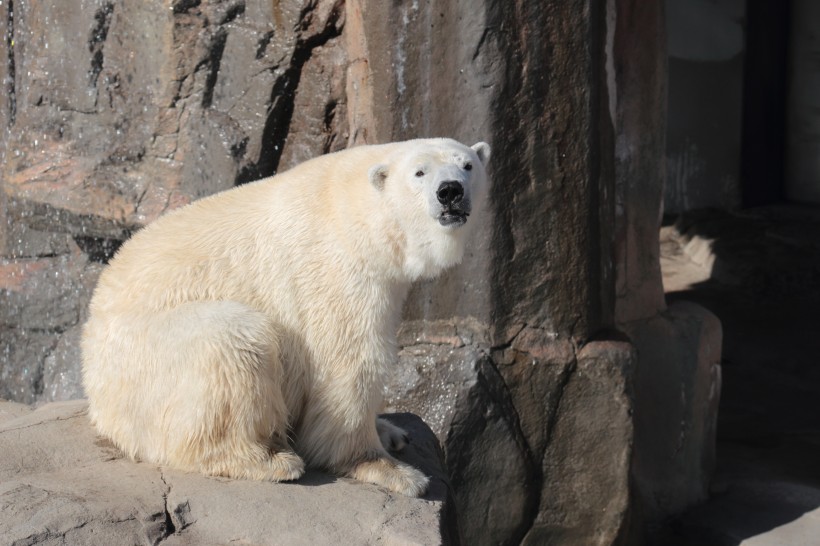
[81,138,490,496]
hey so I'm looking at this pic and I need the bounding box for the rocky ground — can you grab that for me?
[654,205,820,545]
[0,401,458,545]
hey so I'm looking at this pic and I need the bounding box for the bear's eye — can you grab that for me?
[415,170,425,178]
[464,162,472,171]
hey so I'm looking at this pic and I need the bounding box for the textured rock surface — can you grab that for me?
[609,2,723,538]
[624,301,722,519]
[0,244,102,403]
[380,1,632,541]
[0,400,458,545]
[612,0,667,325]
[1,0,346,403]
[388,321,636,546]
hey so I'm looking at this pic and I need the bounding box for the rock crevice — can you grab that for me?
[4,0,15,125]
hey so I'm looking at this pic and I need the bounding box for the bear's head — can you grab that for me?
[369,138,491,280]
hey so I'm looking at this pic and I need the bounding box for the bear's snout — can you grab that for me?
[436,181,470,227]
[436,181,464,206]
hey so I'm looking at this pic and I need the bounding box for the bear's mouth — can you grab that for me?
[438,210,469,227]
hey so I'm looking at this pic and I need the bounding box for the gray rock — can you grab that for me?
[0,0,343,405]
[40,325,86,402]
[0,248,101,404]
[660,481,820,546]
[0,400,458,545]
[1,0,345,240]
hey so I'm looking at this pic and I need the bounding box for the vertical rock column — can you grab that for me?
[376,0,721,543]
[369,1,634,544]
[786,0,820,203]
[611,0,723,535]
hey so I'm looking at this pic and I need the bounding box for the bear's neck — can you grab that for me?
[324,191,411,283]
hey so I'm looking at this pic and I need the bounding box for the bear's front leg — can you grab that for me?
[347,445,430,497]
[297,401,430,496]
[336,418,429,497]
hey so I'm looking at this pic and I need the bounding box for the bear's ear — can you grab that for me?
[369,164,389,190]
[471,142,491,166]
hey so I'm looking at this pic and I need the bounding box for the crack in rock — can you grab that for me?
[14,520,89,546]
[147,470,176,545]
[236,0,344,184]
[88,2,114,99]
[0,410,85,434]
[154,470,194,544]
[4,0,16,125]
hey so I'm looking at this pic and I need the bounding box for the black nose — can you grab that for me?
[437,181,464,205]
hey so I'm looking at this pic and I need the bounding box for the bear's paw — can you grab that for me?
[349,456,430,497]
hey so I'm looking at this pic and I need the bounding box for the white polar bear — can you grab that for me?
[81,138,490,497]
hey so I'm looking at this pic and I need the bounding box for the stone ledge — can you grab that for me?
[0,400,458,545]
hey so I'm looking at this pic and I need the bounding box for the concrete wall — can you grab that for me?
[786,0,820,203]
[664,0,745,213]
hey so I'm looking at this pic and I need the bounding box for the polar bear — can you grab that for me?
[81,138,490,497]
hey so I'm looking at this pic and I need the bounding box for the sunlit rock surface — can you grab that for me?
[0,400,458,545]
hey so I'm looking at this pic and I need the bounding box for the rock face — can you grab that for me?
[610,1,723,536]
[387,321,636,545]
[0,0,721,544]
[2,0,348,403]
[0,400,458,545]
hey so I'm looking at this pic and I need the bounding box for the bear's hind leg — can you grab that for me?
[155,301,305,482]
[298,400,426,495]
[199,437,305,482]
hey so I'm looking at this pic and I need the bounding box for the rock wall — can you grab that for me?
[0,1,720,544]
[0,0,351,402]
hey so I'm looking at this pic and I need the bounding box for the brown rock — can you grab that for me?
[523,340,634,545]
[612,0,668,324]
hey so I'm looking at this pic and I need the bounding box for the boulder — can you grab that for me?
[624,301,723,521]
[0,400,459,545]
[388,320,635,546]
